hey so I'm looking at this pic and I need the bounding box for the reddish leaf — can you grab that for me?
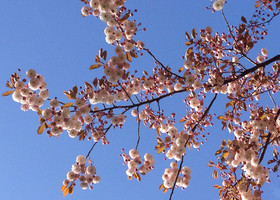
[63,103,73,108]
[95,55,100,64]
[61,185,67,192]
[89,64,102,70]
[126,52,132,62]
[213,185,222,189]
[241,16,247,23]
[63,187,69,197]
[212,169,218,179]
[185,31,191,40]
[191,28,196,39]
[157,146,165,154]
[2,90,14,96]
[37,123,45,135]
[159,184,164,190]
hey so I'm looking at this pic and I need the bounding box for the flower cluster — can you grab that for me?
[122,149,155,178]
[12,69,48,112]
[81,0,144,51]
[162,126,189,161]
[162,161,191,189]
[63,155,100,190]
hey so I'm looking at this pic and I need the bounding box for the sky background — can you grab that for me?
[0,0,280,200]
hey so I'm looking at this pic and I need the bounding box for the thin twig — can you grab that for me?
[259,108,280,163]
[135,107,141,150]
[221,10,256,65]
[143,48,183,79]
[86,142,98,158]
[268,90,276,108]
[118,81,135,105]
[168,93,218,200]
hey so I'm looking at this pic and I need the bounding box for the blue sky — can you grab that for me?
[1,1,280,200]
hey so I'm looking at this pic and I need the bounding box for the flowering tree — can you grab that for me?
[3,0,280,199]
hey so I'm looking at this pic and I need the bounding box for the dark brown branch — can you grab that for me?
[86,142,98,159]
[86,123,113,158]
[135,106,141,150]
[224,54,280,85]
[90,89,186,114]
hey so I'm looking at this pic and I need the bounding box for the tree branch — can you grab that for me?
[135,106,141,150]
[224,54,280,85]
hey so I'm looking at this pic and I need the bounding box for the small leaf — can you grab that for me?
[218,116,227,121]
[101,50,107,60]
[61,185,67,191]
[225,100,235,108]
[99,48,103,58]
[85,81,93,89]
[178,67,184,73]
[212,169,218,179]
[126,52,132,62]
[156,127,161,136]
[191,28,196,39]
[72,86,78,94]
[95,55,100,64]
[37,108,42,115]
[186,47,193,56]
[93,78,98,88]
[240,100,247,111]
[78,131,86,141]
[273,165,278,172]
[119,13,130,23]
[63,187,69,197]
[63,103,73,108]
[241,16,247,23]
[128,176,132,180]
[37,123,45,135]
[179,118,186,123]
[89,64,102,70]
[159,183,164,190]
[255,4,260,8]
[39,117,45,124]
[6,81,14,88]
[2,90,14,96]
[213,185,222,189]
[68,186,74,195]
[273,149,278,159]
[260,114,267,120]
[228,123,233,133]
[277,2,280,8]
[268,159,276,164]
[135,172,141,181]
[185,41,192,46]
[185,31,191,40]
[157,146,165,154]
[163,188,168,193]
[130,51,138,58]
[215,149,222,156]
[63,92,72,100]
[222,151,229,159]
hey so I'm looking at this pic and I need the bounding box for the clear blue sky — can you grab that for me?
[1,1,280,200]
